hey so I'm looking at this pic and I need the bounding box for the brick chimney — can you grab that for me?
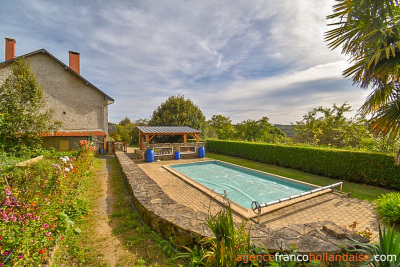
[5,38,16,61]
[68,51,80,74]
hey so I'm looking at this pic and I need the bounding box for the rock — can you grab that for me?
[323,224,347,238]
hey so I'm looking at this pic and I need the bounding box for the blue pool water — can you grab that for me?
[171,161,315,208]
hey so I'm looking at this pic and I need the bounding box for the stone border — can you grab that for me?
[15,155,44,167]
[115,151,212,246]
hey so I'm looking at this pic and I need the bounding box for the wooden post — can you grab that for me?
[195,133,199,142]
[139,130,143,150]
[184,134,187,143]
[145,134,149,144]
[103,136,106,154]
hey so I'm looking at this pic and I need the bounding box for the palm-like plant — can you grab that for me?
[353,224,400,267]
[326,0,400,144]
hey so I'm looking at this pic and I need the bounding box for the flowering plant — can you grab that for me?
[344,221,374,240]
[0,143,94,265]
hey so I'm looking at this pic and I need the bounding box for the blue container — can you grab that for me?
[198,147,205,158]
[99,148,104,155]
[146,149,154,163]
[175,151,181,160]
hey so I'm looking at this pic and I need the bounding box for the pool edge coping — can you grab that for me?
[163,159,333,219]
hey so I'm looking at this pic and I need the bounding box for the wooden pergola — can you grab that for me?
[137,126,201,151]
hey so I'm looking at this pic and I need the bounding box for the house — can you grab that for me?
[0,38,114,152]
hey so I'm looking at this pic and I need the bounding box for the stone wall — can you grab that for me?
[115,151,211,246]
[143,142,205,160]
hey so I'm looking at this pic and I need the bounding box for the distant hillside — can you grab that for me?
[274,124,296,137]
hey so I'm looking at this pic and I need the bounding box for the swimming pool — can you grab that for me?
[170,161,317,208]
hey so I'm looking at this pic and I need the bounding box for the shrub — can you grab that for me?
[353,224,400,267]
[178,205,257,266]
[376,193,400,222]
[206,140,400,190]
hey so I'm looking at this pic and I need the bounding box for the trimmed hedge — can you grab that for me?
[206,140,400,190]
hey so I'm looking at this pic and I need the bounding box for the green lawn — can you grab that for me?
[206,152,394,202]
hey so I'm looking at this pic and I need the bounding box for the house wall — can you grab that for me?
[0,54,109,133]
[0,66,12,84]
[29,53,108,132]
[42,136,104,151]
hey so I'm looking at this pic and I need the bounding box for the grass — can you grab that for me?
[106,156,183,266]
[51,157,184,266]
[51,157,110,266]
[206,152,394,202]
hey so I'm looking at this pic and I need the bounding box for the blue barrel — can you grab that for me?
[99,148,104,155]
[198,147,205,158]
[175,151,181,160]
[146,149,154,163]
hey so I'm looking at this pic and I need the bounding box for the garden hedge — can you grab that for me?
[206,140,400,190]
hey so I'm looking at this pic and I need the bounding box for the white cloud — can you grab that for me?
[0,0,369,125]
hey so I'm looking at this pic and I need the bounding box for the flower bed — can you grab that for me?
[0,140,95,266]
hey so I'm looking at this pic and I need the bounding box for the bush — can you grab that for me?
[206,140,400,190]
[376,192,400,222]
[178,205,257,266]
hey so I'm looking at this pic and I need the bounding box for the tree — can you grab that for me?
[118,116,132,126]
[294,103,372,148]
[0,58,60,152]
[326,0,400,137]
[208,115,236,140]
[234,117,286,143]
[149,95,206,130]
[149,95,206,142]
[130,118,149,145]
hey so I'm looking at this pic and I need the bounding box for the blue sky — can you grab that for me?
[0,0,370,124]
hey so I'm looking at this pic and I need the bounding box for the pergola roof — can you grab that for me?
[137,126,201,150]
[137,126,201,134]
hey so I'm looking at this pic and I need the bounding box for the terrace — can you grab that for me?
[116,152,378,253]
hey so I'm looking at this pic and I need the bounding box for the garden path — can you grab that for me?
[91,157,136,266]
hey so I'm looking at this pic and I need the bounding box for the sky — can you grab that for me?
[0,0,371,124]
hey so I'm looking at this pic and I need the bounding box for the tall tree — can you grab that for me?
[208,115,236,140]
[235,117,286,143]
[0,58,60,152]
[149,95,206,130]
[118,116,132,126]
[326,0,400,137]
[294,103,372,148]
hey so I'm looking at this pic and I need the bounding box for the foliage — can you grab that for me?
[353,224,400,267]
[0,58,60,152]
[0,140,95,265]
[206,140,400,190]
[234,117,287,143]
[367,136,400,153]
[208,115,236,140]
[375,192,400,222]
[294,103,372,148]
[109,117,149,145]
[116,124,135,143]
[149,95,206,142]
[178,205,258,266]
[326,0,400,138]
[130,118,149,145]
[118,116,132,126]
[343,221,373,241]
